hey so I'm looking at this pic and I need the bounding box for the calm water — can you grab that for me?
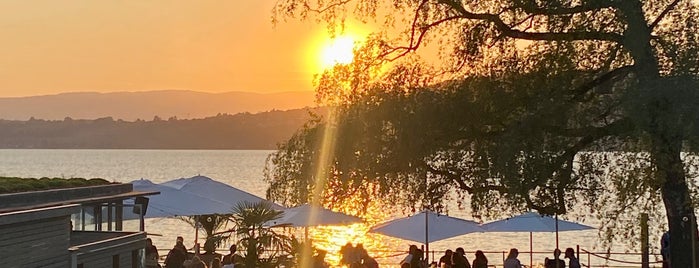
[0,149,651,267]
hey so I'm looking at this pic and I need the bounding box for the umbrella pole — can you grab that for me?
[530,232,533,268]
[425,211,429,265]
[555,214,559,249]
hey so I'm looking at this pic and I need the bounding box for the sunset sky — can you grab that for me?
[4,1,694,99]
[0,0,373,98]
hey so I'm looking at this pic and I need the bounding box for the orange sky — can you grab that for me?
[4,1,694,98]
[0,0,373,97]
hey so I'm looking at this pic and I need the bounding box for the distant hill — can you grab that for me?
[0,90,316,121]
[0,108,323,149]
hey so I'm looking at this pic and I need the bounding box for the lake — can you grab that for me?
[0,149,657,267]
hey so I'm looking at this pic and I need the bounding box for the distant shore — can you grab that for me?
[0,108,323,150]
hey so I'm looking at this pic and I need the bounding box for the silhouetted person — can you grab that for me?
[165,237,187,268]
[472,250,487,268]
[452,247,470,268]
[341,243,360,266]
[359,246,379,268]
[564,248,580,268]
[400,245,418,267]
[221,244,242,266]
[438,249,453,268]
[544,248,565,268]
[312,249,330,268]
[145,238,160,268]
[411,247,425,268]
[503,248,522,268]
[661,231,670,268]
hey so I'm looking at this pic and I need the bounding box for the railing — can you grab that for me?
[362,248,666,268]
[578,248,664,268]
[154,246,666,267]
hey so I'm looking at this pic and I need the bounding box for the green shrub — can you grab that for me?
[0,177,113,194]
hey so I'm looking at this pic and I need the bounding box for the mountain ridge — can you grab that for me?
[0,90,317,121]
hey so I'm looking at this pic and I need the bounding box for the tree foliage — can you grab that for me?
[266,0,699,265]
[227,201,296,268]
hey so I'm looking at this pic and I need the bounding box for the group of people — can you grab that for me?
[543,248,581,268]
[150,237,582,268]
[401,246,579,268]
[501,247,581,268]
[432,247,488,268]
[147,236,242,268]
[339,243,379,268]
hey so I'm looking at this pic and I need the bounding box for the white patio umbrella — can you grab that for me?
[481,212,595,268]
[369,210,485,263]
[130,179,233,218]
[131,179,253,245]
[162,175,285,210]
[266,204,363,240]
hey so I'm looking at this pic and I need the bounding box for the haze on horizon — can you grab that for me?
[0,1,370,98]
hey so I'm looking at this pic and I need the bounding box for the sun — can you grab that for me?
[320,36,356,69]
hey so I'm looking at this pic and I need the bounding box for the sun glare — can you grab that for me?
[320,36,356,68]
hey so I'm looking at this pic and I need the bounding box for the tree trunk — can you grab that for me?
[246,238,258,268]
[656,138,697,268]
[618,1,698,266]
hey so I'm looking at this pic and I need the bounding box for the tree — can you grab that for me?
[180,214,231,254]
[268,0,699,266]
[227,201,295,268]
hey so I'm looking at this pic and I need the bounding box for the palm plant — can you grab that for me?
[229,201,294,268]
[179,214,232,253]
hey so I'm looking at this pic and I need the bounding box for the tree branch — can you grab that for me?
[439,0,624,42]
[544,117,635,138]
[649,0,682,29]
[302,0,353,14]
[380,16,464,61]
[571,65,635,101]
[515,0,619,15]
[425,165,507,194]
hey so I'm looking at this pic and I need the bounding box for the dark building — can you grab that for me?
[0,183,158,268]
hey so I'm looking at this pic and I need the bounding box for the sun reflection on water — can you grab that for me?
[283,201,411,267]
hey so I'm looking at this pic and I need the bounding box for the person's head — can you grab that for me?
[565,248,575,258]
[356,243,367,255]
[229,244,237,254]
[360,249,371,259]
[456,247,465,255]
[507,248,519,259]
[414,248,424,260]
[340,242,352,254]
[445,249,453,256]
[553,248,562,258]
[409,244,418,253]
[475,250,486,259]
[316,249,327,259]
[146,238,153,247]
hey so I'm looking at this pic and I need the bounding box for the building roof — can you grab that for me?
[0,184,158,213]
